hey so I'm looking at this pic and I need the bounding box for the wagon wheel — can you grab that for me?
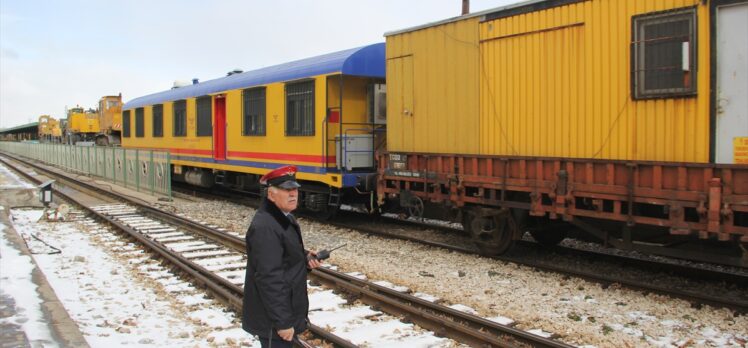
[467,210,515,256]
[407,196,424,219]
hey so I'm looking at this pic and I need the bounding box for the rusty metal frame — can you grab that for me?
[377,152,748,242]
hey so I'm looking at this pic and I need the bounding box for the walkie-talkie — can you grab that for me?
[309,243,347,261]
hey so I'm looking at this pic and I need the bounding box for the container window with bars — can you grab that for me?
[242,87,266,136]
[632,8,697,99]
[122,110,131,137]
[135,108,145,137]
[196,96,212,136]
[152,104,163,137]
[285,80,315,136]
[173,100,187,137]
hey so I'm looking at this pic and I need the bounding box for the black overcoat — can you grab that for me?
[242,198,309,338]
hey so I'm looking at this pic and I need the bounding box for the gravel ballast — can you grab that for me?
[160,199,748,347]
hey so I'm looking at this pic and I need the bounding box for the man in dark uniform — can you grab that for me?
[242,165,322,347]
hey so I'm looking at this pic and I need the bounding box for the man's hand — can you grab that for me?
[307,251,322,269]
[277,327,294,341]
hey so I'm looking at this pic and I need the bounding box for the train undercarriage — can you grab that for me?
[377,153,748,268]
[172,165,374,220]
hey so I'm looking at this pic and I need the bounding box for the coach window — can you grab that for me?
[135,107,144,137]
[632,8,697,99]
[196,96,212,136]
[173,100,187,137]
[152,104,163,137]
[242,87,266,136]
[122,110,131,138]
[286,80,314,136]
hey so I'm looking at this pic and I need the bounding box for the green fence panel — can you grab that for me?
[124,149,137,189]
[65,145,72,171]
[73,146,79,172]
[81,147,89,174]
[68,146,74,172]
[0,142,171,199]
[152,151,171,197]
[104,147,113,181]
[63,145,68,168]
[137,150,151,194]
[57,145,64,167]
[74,147,80,173]
[71,145,77,172]
[115,148,125,185]
[93,147,102,177]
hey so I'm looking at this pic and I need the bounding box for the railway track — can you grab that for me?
[0,155,346,348]
[1,154,578,347]
[174,181,748,314]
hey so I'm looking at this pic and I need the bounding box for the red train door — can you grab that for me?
[213,95,226,161]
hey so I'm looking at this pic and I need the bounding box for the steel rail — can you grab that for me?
[0,155,351,348]
[2,153,575,347]
[171,176,748,313]
[311,268,573,348]
[328,219,748,314]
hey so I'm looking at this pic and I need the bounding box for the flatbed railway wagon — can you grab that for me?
[122,44,386,216]
[378,0,748,266]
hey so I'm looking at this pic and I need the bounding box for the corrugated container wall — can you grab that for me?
[479,0,711,162]
[386,17,481,154]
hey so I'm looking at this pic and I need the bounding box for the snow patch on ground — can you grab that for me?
[7,208,260,347]
[0,217,60,348]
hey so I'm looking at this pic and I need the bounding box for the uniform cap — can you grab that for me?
[260,165,301,189]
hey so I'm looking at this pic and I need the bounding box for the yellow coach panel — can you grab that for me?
[386,16,481,154]
[225,74,373,173]
[123,98,212,153]
[225,77,329,169]
[479,0,710,162]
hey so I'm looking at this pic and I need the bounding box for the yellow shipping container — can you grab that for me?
[479,0,711,162]
[385,16,481,154]
[387,0,747,164]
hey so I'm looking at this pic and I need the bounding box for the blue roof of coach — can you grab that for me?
[124,43,385,109]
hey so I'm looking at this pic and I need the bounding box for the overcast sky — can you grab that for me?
[0,0,516,129]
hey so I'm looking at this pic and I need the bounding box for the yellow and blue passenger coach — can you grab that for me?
[122,43,386,215]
